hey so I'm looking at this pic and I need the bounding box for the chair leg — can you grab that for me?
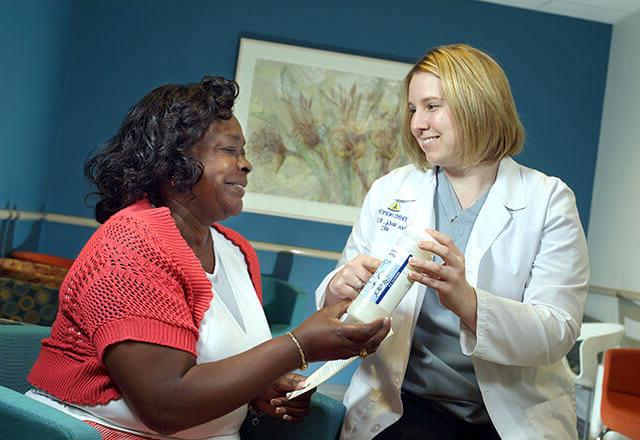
[589,364,606,439]
[596,427,610,440]
[583,387,594,440]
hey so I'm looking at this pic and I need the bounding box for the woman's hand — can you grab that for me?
[292,300,391,363]
[408,228,478,332]
[325,255,380,306]
[251,373,314,423]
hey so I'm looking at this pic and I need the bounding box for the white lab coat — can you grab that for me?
[316,157,589,439]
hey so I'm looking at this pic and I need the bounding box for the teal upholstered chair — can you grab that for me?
[0,387,101,440]
[0,323,101,439]
[240,392,346,440]
[261,274,309,337]
[0,321,346,440]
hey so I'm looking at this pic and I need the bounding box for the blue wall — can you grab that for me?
[40,0,610,225]
[0,0,71,212]
[37,0,610,275]
[0,0,71,250]
[3,0,612,382]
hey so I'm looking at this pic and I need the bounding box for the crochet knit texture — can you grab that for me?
[28,199,261,405]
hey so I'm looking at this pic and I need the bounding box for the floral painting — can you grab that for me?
[235,39,412,224]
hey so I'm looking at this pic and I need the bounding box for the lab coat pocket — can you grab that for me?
[525,394,577,439]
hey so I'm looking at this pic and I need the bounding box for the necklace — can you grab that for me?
[439,199,459,223]
[438,172,462,223]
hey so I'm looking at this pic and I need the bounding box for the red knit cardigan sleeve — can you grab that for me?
[28,201,263,405]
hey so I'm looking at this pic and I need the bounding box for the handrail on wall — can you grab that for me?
[0,209,341,261]
[588,285,640,303]
[2,208,639,300]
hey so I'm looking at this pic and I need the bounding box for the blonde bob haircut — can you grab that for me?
[402,44,525,169]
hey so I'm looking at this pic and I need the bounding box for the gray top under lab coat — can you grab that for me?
[403,167,490,423]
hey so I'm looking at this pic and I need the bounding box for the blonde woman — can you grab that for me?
[317,44,589,439]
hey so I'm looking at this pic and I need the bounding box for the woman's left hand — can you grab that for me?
[251,373,315,423]
[408,228,478,332]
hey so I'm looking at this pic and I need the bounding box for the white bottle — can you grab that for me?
[287,229,434,400]
[346,229,434,323]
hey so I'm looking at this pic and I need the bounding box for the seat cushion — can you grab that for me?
[0,277,59,326]
[601,390,640,438]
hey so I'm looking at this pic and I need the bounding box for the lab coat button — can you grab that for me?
[371,424,381,433]
[393,377,401,387]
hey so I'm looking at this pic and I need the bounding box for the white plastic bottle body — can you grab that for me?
[287,230,434,400]
[346,230,433,323]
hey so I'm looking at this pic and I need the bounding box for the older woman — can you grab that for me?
[317,44,589,439]
[27,76,390,439]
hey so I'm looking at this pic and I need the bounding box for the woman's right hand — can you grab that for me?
[325,255,380,306]
[291,300,391,363]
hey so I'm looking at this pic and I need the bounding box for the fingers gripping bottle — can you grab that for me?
[346,228,434,323]
[287,229,434,400]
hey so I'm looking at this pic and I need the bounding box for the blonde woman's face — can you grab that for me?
[408,72,460,169]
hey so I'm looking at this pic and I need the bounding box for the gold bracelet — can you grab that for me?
[286,331,308,370]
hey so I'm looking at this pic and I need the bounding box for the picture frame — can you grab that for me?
[235,38,413,225]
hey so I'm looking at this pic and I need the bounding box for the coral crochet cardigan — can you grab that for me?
[28,199,262,405]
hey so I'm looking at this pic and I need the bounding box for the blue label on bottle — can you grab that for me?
[374,254,411,304]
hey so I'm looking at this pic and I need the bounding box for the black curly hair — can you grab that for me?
[85,76,239,223]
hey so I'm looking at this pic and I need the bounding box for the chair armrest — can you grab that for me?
[576,323,625,388]
[0,385,101,440]
[240,392,346,440]
[604,348,640,396]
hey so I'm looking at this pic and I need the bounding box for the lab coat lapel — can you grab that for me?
[365,168,437,388]
[412,168,437,231]
[465,157,526,286]
[403,168,436,319]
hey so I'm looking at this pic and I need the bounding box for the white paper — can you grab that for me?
[287,356,358,400]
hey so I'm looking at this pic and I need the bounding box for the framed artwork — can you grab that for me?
[235,38,412,225]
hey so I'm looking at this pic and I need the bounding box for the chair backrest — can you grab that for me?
[261,274,309,337]
[575,323,625,388]
[0,323,51,392]
[0,323,101,439]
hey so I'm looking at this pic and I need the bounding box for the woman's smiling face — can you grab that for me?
[189,116,252,223]
[408,72,461,169]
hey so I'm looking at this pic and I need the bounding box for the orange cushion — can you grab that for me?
[601,390,640,438]
[10,251,74,270]
[0,258,67,289]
